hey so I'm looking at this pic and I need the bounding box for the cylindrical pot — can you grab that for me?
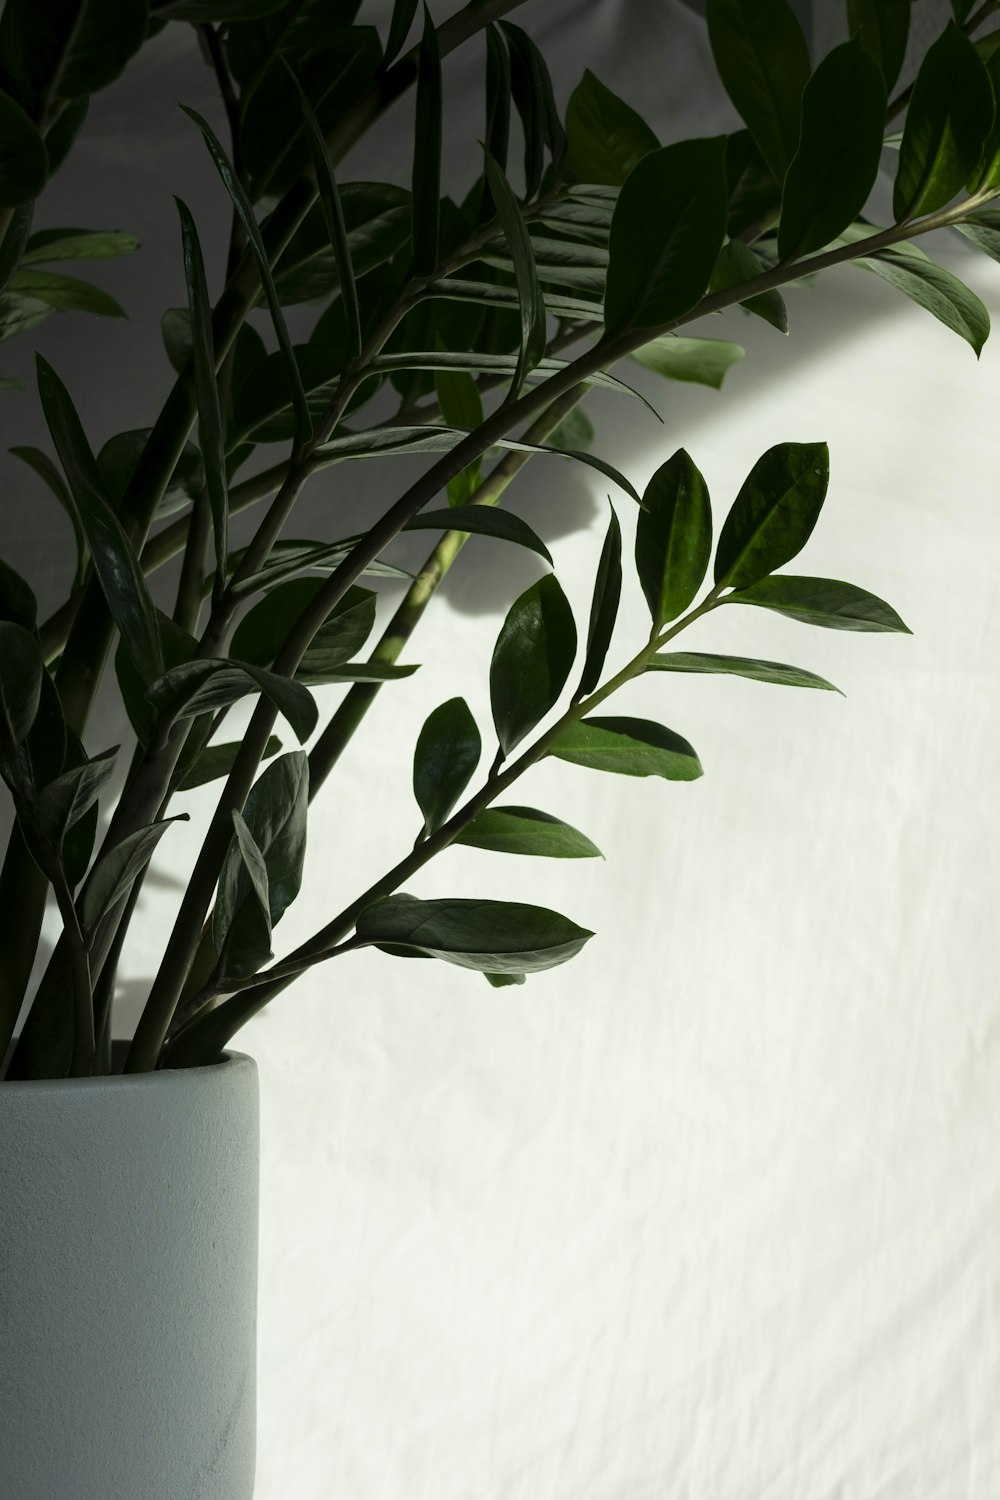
[0,1045,259,1500]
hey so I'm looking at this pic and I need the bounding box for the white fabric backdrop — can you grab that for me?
[4,2,999,1495]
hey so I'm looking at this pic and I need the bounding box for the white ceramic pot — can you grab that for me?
[0,1046,259,1500]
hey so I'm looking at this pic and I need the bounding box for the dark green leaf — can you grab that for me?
[708,239,788,332]
[0,557,37,629]
[549,406,594,452]
[604,137,729,336]
[77,815,188,933]
[723,573,911,631]
[371,351,651,410]
[33,745,117,851]
[850,231,990,354]
[114,608,195,748]
[969,46,1000,192]
[0,0,147,116]
[383,0,418,67]
[43,96,89,177]
[0,620,43,753]
[953,0,976,20]
[230,577,376,674]
[645,650,841,691]
[0,202,33,294]
[175,735,282,791]
[426,275,603,325]
[706,0,810,182]
[216,811,273,980]
[778,40,886,262]
[631,334,745,390]
[404,505,552,564]
[454,805,601,858]
[848,0,911,92]
[155,0,285,18]
[724,128,782,240]
[954,215,1000,262]
[498,20,565,194]
[484,970,525,987]
[272,183,411,305]
[9,443,87,587]
[182,105,312,446]
[411,4,442,276]
[356,892,592,974]
[636,449,712,627]
[146,658,317,742]
[0,92,47,207]
[578,502,621,696]
[565,68,660,186]
[893,22,994,222]
[8,267,125,317]
[413,696,481,834]
[227,536,411,593]
[22,228,140,264]
[714,441,829,589]
[547,715,703,780]
[176,198,228,588]
[96,428,204,518]
[483,23,512,187]
[490,575,577,756]
[36,356,163,684]
[483,147,547,401]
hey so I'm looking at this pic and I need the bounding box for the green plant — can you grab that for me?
[0,0,997,1081]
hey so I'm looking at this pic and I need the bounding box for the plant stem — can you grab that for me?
[49,867,94,1078]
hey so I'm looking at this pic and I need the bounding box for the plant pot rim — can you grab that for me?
[0,1046,254,1091]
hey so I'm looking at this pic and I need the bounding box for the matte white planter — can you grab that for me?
[0,1046,259,1500]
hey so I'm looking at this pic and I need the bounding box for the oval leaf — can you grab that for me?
[547,715,702,780]
[490,574,577,757]
[631,334,745,391]
[709,239,788,332]
[403,505,552,564]
[578,502,622,696]
[78,815,188,933]
[636,448,713,626]
[413,696,481,834]
[0,620,43,752]
[714,441,829,590]
[848,0,910,93]
[893,22,994,222]
[454,805,601,858]
[565,68,660,186]
[724,573,911,631]
[706,0,811,182]
[356,893,593,974]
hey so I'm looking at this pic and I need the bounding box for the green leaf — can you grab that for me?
[635,448,713,627]
[426,276,602,325]
[724,129,783,240]
[21,227,140,264]
[356,893,592,974]
[565,69,660,186]
[77,815,187,933]
[176,199,228,591]
[33,745,117,851]
[969,46,1000,192]
[433,363,483,504]
[282,57,362,359]
[413,696,481,834]
[36,356,163,684]
[714,441,829,589]
[44,96,89,177]
[153,0,286,18]
[706,0,811,182]
[114,608,195,748]
[484,970,525,988]
[954,214,1000,263]
[549,406,594,453]
[0,202,32,295]
[182,105,312,446]
[0,289,54,341]
[851,232,991,355]
[0,0,148,117]
[411,4,442,276]
[0,620,43,753]
[547,715,703,780]
[604,137,729,336]
[499,20,565,196]
[145,659,318,743]
[483,148,547,402]
[778,40,886,262]
[708,239,788,333]
[645,650,842,692]
[175,734,282,791]
[8,268,125,317]
[214,751,308,980]
[893,22,994,222]
[631,334,745,390]
[578,502,622,697]
[96,428,204,518]
[230,577,376,675]
[491,575,577,756]
[226,536,411,593]
[0,557,37,630]
[723,573,911,631]
[9,443,87,588]
[0,92,47,207]
[404,505,552,564]
[383,0,418,66]
[454,805,601,859]
[848,0,911,92]
[273,182,411,305]
[483,23,512,186]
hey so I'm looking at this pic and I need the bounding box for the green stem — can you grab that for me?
[49,866,94,1078]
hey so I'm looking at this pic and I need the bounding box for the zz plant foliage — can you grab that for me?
[0,0,997,1080]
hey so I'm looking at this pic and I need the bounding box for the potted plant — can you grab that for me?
[1,0,998,1493]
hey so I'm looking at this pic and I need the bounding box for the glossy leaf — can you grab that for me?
[177,199,228,588]
[636,448,713,626]
[499,20,565,196]
[854,235,990,355]
[724,574,911,631]
[454,806,601,859]
[404,506,552,564]
[848,0,911,92]
[893,23,994,222]
[145,659,318,743]
[0,0,147,116]
[175,735,282,792]
[714,441,829,589]
[114,608,195,748]
[373,351,647,410]
[217,812,272,980]
[356,893,592,974]
[411,4,442,275]
[77,816,187,933]
[708,239,787,332]
[578,503,622,697]
[646,650,841,692]
[483,148,546,401]
[547,715,703,780]
[383,0,419,67]
[778,40,886,262]
[706,0,811,182]
[227,537,410,594]
[565,69,660,186]
[484,970,525,988]
[604,138,729,336]
[724,128,782,240]
[631,334,745,390]
[33,745,117,851]
[413,696,481,834]
[182,105,312,446]
[426,275,603,325]
[36,356,163,684]
[273,183,411,306]
[0,93,47,206]
[96,428,204,518]
[22,228,140,264]
[230,577,376,675]
[0,621,43,752]
[491,575,577,756]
